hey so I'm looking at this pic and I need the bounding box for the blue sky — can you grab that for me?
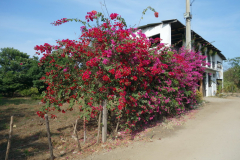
[0,0,239,61]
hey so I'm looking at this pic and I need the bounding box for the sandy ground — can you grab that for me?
[84,96,240,160]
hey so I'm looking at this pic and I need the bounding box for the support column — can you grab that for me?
[185,0,191,50]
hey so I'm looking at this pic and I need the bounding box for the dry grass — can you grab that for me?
[0,97,89,160]
[0,97,135,160]
[0,97,203,160]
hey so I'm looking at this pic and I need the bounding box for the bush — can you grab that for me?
[35,9,207,129]
[223,82,237,93]
[195,90,203,103]
[18,87,39,97]
[216,85,222,95]
[31,94,43,100]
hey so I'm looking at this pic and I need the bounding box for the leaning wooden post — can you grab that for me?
[74,119,81,151]
[45,114,54,160]
[115,118,120,134]
[102,100,107,143]
[5,116,13,160]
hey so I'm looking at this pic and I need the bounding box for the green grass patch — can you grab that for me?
[0,97,40,106]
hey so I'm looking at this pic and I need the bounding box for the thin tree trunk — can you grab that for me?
[102,100,107,143]
[74,119,81,151]
[5,116,13,160]
[97,110,102,143]
[44,114,54,160]
[115,118,120,134]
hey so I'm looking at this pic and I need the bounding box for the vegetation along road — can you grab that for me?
[85,96,240,160]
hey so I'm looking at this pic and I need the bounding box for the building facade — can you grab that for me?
[138,19,226,97]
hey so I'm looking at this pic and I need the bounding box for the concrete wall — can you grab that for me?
[205,71,217,97]
[140,23,172,45]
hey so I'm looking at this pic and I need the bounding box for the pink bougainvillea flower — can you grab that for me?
[106,50,112,58]
[80,26,86,32]
[168,72,174,76]
[102,59,109,65]
[92,10,97,15]
[85,10,97,22]
[132,76,138,81]
[51,18,68,26]
[63,67,68,72]
[82,70,91,81]
[110,13,118,20]
[154,12,159,18]
[108,69,115,74]
[20,63,23,65]
[102,75,111,82]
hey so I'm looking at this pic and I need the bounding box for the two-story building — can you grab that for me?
[138,19,226,97]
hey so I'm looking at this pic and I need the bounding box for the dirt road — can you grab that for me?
[85,97,240,160]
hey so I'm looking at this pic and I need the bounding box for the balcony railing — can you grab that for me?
[207,60,211,68]
[206,61,217,69]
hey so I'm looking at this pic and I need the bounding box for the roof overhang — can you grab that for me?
[138,19,226,60]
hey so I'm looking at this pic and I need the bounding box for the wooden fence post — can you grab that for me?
[5,116,13,160]
[102,100,107,143]
[45,114,54,160]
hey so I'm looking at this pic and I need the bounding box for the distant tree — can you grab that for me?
[0,47,46,96]
[224,57,240,91]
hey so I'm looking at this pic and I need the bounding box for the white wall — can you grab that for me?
[141,23,172,45]
[203,51,224,97]
[205,70,218,97]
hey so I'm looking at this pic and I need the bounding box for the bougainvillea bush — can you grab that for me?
[35,10,207,129]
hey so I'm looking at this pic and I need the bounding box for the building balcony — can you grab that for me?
[212,61,215,69]
[205,61,219,71]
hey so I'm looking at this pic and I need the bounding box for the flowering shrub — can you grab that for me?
[35,9,207,129]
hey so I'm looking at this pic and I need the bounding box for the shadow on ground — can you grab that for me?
[0,130,62,160]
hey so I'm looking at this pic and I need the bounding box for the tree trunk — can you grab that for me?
[44,114,54,160]
[97,111,102,143]
[102,100,107,143]
[115,118,120,134]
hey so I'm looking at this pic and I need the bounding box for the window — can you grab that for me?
[148,34,160,48]
[217,61,222,69]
